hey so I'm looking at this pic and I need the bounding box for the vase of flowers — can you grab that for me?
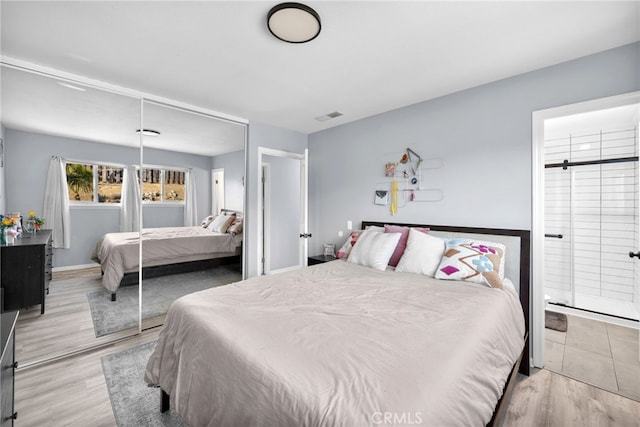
[27,211,46,231]
[0,215,19,245]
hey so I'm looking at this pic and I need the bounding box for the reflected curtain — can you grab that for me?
[120,165,141,232]
[184,169,197,226]
[43,156,71,248]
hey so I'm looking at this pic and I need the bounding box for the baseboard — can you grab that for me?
[52,262,101,272]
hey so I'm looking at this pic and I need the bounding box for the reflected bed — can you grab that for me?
[92,210,243,300]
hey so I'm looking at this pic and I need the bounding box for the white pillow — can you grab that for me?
[207,214,235,233]
[347,230,401,271]
[395,228,446,277]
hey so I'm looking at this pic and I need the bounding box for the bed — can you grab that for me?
[92,210,243,300]
[144,221,530,426]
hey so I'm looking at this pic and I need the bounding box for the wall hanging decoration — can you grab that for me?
[390,179,399,215]
[376,148,444,213]
[374,190,389,206]
[385,162,396,177]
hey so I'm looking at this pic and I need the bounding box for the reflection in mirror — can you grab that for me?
[140,100,246,330]
[0,65,142,366]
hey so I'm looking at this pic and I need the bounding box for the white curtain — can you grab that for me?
[120,165,141,232]
[184,169,198,226]
[43,156,71,248]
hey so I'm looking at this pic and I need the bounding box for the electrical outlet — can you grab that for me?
[347,220,352,230]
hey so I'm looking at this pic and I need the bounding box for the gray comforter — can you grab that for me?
[145,260,525,426]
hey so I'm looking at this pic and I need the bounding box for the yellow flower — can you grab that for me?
[28,210,36,217]
[2,218,13,227]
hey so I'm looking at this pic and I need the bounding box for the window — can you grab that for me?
[66,162,124,203]
[141,168,185,203]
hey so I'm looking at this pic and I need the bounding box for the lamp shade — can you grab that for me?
[267,2,321,43]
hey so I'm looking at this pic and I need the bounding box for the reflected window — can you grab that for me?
[142,168,185,202]
[97,165,124,203]
[66,162,124,203]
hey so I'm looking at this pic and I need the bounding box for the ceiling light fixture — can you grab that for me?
[267,2,321,43]
[136,129,161,137]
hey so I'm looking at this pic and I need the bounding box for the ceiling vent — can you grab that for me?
[314,111,343,122]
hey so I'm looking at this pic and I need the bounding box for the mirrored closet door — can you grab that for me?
[139,100,246,331]
[0,65,143,366]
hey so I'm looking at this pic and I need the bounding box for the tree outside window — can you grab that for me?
[66,163,93,201]
[66,162,124,203]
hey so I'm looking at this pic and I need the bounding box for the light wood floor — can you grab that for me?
[16,267,140,366]
[15,329,161,427]
[14,328,640,427]
[13,270,640,426]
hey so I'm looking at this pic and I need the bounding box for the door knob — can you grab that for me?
[629,251,640,259]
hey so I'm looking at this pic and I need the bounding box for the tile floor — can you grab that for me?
[544,312,640,401]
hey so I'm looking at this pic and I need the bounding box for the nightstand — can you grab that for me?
[308,255,337,266]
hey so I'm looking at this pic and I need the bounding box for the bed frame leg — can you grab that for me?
[160,388,170,413]
[111,293,116,302]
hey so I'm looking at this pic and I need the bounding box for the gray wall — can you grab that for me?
[211,149,244,213]
[4,129,212,267]
[246,121,307,278]
[307,42,640,256]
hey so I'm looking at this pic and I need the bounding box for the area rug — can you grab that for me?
[545,310,568,332]
[101,341,187,426]
[88,266,241,337]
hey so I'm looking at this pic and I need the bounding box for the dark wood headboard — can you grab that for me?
[220,209,243,217]
[362,221,530,376]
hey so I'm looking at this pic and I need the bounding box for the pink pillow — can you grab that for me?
[384,225,430,267]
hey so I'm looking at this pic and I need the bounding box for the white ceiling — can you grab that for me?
[1,1,639,152]
[1,66,248,155]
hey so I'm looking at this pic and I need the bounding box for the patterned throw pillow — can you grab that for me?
[336,231,363,259]
[200,215,214,228]
[434,238,506,288]
[227,218,243,235]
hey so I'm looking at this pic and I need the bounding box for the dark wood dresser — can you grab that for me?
[1,230,52,315]
[0,311,18,426]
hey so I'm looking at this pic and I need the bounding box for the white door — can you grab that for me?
[258,148,308,275]
[211,168,225,215]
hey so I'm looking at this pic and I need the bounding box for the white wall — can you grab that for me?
[307,42,640,256]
